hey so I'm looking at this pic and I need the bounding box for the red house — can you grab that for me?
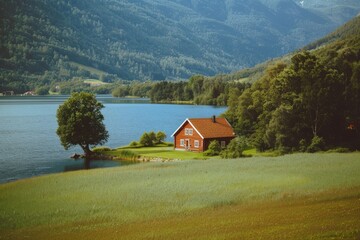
[171,116,236,152]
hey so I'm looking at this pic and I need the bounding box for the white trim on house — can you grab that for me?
[171,118,204,139]
[171,118,189,137]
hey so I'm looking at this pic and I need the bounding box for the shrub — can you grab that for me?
[307,136,325,153]
[129,141,138,147]
[148,131,157,144]
[204,140,221,156]
[327,147,351,153]
[139,131,167,146]
[156,131,167,143]
[278,146,292,155]
[220,137,248,159]
[140,133,153,147]
[299,139,307,152]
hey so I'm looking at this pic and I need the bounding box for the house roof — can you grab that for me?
[171,117,236,139]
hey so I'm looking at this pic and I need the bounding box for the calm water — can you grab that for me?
[0,95,226,183]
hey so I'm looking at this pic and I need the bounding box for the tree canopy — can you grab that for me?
[224,47,360,152]
[56,92,109,157]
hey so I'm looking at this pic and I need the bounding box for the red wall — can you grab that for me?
[174,121,204,152]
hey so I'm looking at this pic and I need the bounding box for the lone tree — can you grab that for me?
[56,92,109,158]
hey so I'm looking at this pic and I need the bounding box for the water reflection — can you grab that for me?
[62,159,136,172]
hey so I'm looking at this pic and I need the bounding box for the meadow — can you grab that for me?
[0,153,360,239]
[101,145,211,161]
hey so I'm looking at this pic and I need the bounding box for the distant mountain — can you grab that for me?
[1,0,359,93]
[223,15,360,83]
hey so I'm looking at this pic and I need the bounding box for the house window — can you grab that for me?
[185,128,193,135]
[221,141,226,148]
[180,139,185,147]
[194,140,199,148]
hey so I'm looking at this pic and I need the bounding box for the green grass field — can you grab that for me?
[1,153,360,239]
[105,145,211,160]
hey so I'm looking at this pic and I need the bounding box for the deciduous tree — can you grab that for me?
[56,92,109,158]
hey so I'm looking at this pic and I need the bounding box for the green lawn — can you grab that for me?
[103,145,212,160]
[1,153,360,239]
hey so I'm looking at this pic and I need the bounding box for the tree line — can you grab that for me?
[112,75,249,106]
[224,44,360,153]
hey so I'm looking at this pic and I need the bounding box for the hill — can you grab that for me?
[1,0,359,93]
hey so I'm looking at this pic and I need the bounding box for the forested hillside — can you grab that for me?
[1,0,359,93]
[223,15,360,152]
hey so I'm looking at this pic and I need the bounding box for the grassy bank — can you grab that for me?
[99,144,211,161]
[1,153,360,239]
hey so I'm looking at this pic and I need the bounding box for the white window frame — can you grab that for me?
[221,141,226,148]
[194,140,199,148]
[180,139,185,147]
[185,128,193,136]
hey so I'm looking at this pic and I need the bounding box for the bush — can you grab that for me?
[129,141,138,147]
[140,133,153,147]
[327,147,351,153]
[220,137,248,159]
[204,140,221,156]
[278,146,292,155]
[139,131,167,147]
[156,131,167,143]
[148,131,157,143]
[299,139,307,152]
[307,136,325,153]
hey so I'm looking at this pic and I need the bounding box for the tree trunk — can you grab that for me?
[312,105,320,137]
[81,144,93,159]
[79,144,92,169]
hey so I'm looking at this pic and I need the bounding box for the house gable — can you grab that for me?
[171,118,204,139]
[173,120,204,152]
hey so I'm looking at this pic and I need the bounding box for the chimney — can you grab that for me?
[212,115,216,123]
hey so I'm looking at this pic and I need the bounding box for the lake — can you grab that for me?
[0,95,226,183]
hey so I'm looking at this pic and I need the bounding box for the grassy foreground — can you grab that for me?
[1,153,360,239]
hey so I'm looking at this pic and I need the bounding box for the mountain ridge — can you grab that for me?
[1,0,359,92]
